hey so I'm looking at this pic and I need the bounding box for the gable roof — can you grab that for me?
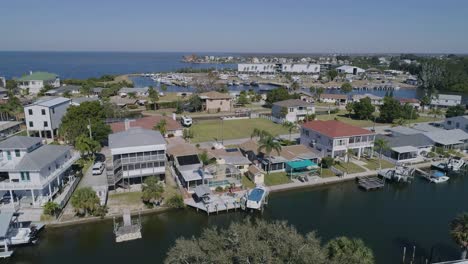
[279,144,320,160]
[109,127,165,149]
[18,72,58,81]
[110,116,182,133]
[321,93,348,100]
[199,91,231,99]
[167,142,199,157]
[27,97,70,108]
[0,136,42,150]
[376,134,433,148]
[16,145,72,171]
[273,99,313,108]
[238,139,259,153]
[302,120,374,138]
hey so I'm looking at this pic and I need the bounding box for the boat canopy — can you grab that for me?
[286,159,318,170]
[0,212,13,238]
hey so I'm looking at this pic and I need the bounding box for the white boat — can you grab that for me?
[429,171,450,183]
[245,186,269,210]
[447,157,465,172]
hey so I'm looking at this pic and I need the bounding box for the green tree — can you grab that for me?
[141,176,164,206]
[420,94,431,112]
[340,83,353,94]
[326,236,375,264]
[182,128,194,142]
[75,134,101,158]
[327,69,338,81]
[379,96,401,123]
[128,92,137,99]
[148,86,159,110]
[43,201,60,217]
[71,187,100,216]
[199,150,212,166]
[258,135,282,174]
[154,119,167,136]
[80,84,92,97]
[5,80,17,91]
[63,90,72,98]
[345,102,354,118]
[38,84,54,96]
[188,95,203,112]
[315,87,325,101]
[237,91,249,105]
[374,138,388,170]
[282,121,296,141]
[446,105,466,118]
[352,97,376,120]
[250,128,271,140]
[450,213,468,260]
[166,194,185,209]
[429,108,443,121]
[265,87,298,107]
[161,84,168,92]
[290,81,300,90]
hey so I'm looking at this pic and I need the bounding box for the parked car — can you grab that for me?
[181,116,193,127]
[92,162,105,175]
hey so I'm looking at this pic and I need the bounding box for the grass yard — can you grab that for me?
[334,162,366,174]
[241,175,255,188]
[363,158,395,170]
[316,111,378,127]
[191,118,294,143]
[320,168,336,178]
[264,172,292,186]
[108,191,142,205]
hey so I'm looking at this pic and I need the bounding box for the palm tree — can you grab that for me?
[257,135,282,174]
[250,128,271,140]
[154,119,167,136]
[282,121,296,141]
[450,213,468,260]
[374,138,388,170]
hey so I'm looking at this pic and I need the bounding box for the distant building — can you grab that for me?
[119,87,149,97]
[352,94,383,105]
[237,63,320,74]
[281,64,320,74]
[398,98,421,109]
[70,97,100,106]
[110,115,183,137]
[237,63,277,73]
[300,120,375,158]
[336,65,365,75]
[431,94,462,108]
[107,128,166,189]
[17,71,60,94]
[443,115,468,132]
[24,97,71,140]
[271,99,315,123]
[320,93,349,105]
[199,91,232,112]
[45,85,82,96]
[0,136,80,207]
[405,78,418,86]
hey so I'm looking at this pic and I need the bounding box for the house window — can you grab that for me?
[456,122,460,128]
[349,137,355,143]
[447,121,452,125]
[44,121,48,127]
[15,150,20,157]
[20,172,30,181]
[305,130,309,136]
[41,109,46,115]
[29,121,33,127]
[28,109,33,115]
[6,151,11,160]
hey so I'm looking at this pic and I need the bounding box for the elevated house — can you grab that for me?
[167,142,204,192]
[300,120,375,159]
[107,128,166,189]
[0,136,80,207]
[199,91,232,112]
[110,115,183,137]
[271,99,315,123]
[17,72,60,94]
[24,97,71,140]
[0,121,21,140]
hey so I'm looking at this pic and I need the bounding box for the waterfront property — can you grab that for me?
[0,136,80,207]
[336,65,365,75]
[300,120,375,159]
[443,115,468,132]
[398,98,421,109]
[199,91,232,112]
[110,115,183,137]
[320,93,349,105]
[167,142,204,192]
[351,94,383,105]
[17,71,60,94]
[237,63,320,74]
[376,134,433,164]
[119,87,149,97]
[107,127,166,189]
[271,99,315,123]
[0,121,21,140]
[205,148,251,174]
[24,97,70,140]
[430,94,462,108]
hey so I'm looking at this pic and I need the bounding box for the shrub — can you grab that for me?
[166,194,185,209]
[71,187,100,217]
[321,157,335,168]
[43,201,60,217]
[215,186,223,192]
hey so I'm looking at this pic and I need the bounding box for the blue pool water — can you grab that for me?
[248,188,265,202]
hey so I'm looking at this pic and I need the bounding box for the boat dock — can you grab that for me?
[113,210,142,243]
[357,176,385,191]
[185,190,248,215]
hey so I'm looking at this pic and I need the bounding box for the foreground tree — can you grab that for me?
[141,176,165,206]
[446,105,466,118]
[374,138,388,170]
[352,97,375,120]
[379,96,401,123]
[250,128,271,140]
[327,69,338,82]
[154,119,167,136]
[258,135,282,174]
[282,121,296,141]
[340,82,353,94]
[75,134,101,158]
[450,213,468,259]
[326,236,375,264]
[148,86,159,110]
[71,187,100,216]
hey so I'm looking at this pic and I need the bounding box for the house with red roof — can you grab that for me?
[300,120,375,159]
[398,98,421,110]
[110,115,183,137]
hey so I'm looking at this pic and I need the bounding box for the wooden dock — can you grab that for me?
[357,176,385,191]
[185,191,247,215]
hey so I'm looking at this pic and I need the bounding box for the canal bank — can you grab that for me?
[9,167,468,264]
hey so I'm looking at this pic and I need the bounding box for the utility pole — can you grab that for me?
[87,118,93,140]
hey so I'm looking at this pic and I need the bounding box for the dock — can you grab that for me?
[357,176,385,191]
[113,210,142,243]
[185,190,247,215]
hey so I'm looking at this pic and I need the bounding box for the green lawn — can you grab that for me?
[264,172,292,186]
[334,162,366,174]
[241,175,255,188]
[320,168,336,178]
[108,191,142,205]
[191,118,294,143]
[363,158,395,170]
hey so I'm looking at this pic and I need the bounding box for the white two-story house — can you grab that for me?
[107,127,166,189]
[25,97,71,140]
[300,120,375,159]
[271,99,315,123]
[17,71,60,94]
[0,136,80,207]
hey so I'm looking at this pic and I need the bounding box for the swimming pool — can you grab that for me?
[248,188,265,202]
[208,180,230,187]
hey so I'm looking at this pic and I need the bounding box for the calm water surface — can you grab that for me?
[10,176,468,264]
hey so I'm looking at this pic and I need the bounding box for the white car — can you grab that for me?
[92,162,105,175]
[181,116,192,127]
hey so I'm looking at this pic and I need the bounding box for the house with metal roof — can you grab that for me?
[336,65,365,75]
[376,134,433,163]
[17,71,60,94]
[107,127,166,189]
[0,136,80,207]
[300,120,375,159]
[24,97,70,140]
[271,99,315,123]
[431,94,462,108]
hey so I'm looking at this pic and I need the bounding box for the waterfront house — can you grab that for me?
[70,97,100,106]
[107,128,166,189]
[336,65,365,75]
[376,134,433,164]
[320,94,349,105]
[430,94,462,108]
[300,120,375,159]
[443,115,468,132]
[24,97,70,140]
[388,125,468,150]
[93,87,105,96]
[110,115,183,137]
[259,144,320,173]
[352,94,383,105]
[0,77,5,88]
[205,148,251,173]
[0,121,21,140]
[0,136,80,207]
[398,98,421,110]
[271,99,315,123]
[239,139,260,162]
[167,142,206,192]
[109,96,140,108]
[119,87,149,97]
[17,72,60,94]
[0,88,8,99]
[199,91,232,112]
[45,85,82,96]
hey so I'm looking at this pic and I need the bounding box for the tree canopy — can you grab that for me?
[350,97,375,120]
[265,87,299,107]
[326,236,375,264]
[446,105,466,118]
[71,187,101,216]
[340,83,353,94]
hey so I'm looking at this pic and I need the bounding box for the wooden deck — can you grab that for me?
[357,176,385,191]
[185,190,247,215]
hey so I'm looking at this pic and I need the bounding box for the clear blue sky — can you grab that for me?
[1,0,468,53]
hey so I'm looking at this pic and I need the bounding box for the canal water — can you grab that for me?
[10,174,468,264]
